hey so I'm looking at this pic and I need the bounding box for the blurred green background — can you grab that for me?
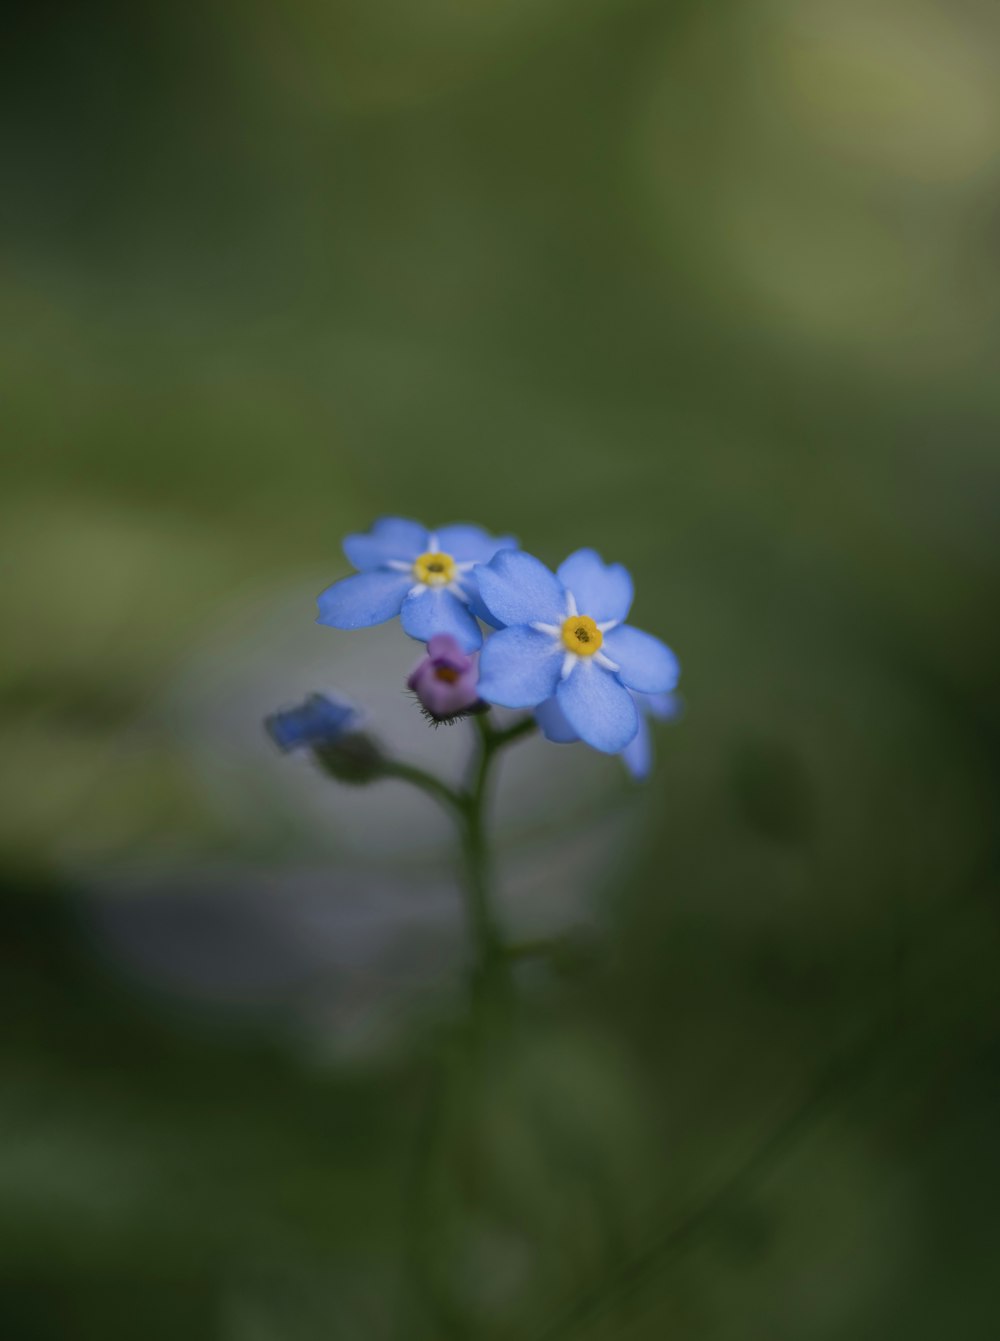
[3,0,1000,1336]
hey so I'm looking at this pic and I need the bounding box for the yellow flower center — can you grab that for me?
[413,551,457,587]
[435,666,460,684]
[561,614,603,656]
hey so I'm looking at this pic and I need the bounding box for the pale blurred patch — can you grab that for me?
[772,0,1000,184]
[634,0,1000,364]
[35,574,645,1054]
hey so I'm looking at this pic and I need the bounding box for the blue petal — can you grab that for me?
[556,549,633,623]
[620,711,653,779]
[602,625,679,694]
[400,587,483,651]
[342,517,428,572]
[435,524,519,565]
[556,662,638,753]
[464,579,504,629]
[266,694,356,752]
[473,551,566,628]
[454,556,517,627]
[535,696,579,744]
[317,569,412,629]
[477,626,563,708]
[642,691,682,721]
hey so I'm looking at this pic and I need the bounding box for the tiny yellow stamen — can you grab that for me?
[561,614,602,656]
[435,666,460,684]
[413,551,457,587]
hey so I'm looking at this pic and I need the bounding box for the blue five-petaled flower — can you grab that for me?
[317,517,517,652]
[474,549,679,754]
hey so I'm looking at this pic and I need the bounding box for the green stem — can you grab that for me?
[464,716,537,959]
[458,715,503,970]
[381,760,463,814]
[385,712,537,973]
[485,714,538,750]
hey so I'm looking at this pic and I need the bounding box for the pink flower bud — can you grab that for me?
[407,634,482,722]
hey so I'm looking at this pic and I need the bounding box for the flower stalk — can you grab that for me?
[267,697,539,975]
[460,713,535,971]
[388,712,536,975]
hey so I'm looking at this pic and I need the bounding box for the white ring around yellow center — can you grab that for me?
[413,550,457,587]
[561,614,603,656]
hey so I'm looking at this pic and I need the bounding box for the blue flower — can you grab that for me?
[266,693,358,752]
[317,518,517,652]
[474,548,679,753]
[535,690,682,779]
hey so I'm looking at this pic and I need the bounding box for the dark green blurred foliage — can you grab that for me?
[2,0,1000,1337]
[729,740,815,845]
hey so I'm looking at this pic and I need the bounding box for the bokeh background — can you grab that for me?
[3,0,1000,1336]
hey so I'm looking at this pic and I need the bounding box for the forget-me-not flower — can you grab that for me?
[536,690,681,779]
[317,518,517,652]
[474,548,679,753]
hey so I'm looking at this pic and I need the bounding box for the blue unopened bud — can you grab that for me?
[266,693,386,785]
[266,694,358,752]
